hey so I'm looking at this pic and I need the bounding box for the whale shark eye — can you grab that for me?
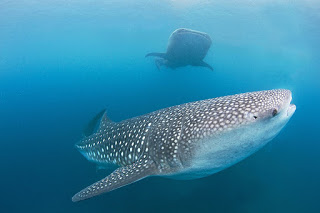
[272,109,278,117]
[253,116,258,119]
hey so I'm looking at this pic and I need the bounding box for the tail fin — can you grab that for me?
[145,52,166,58]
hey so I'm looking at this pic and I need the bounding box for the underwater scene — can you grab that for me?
[0,0,319,212]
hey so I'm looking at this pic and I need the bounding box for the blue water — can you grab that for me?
[0,1,319,212]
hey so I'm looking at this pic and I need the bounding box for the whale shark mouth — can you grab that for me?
[275,91,296,118]
[287,104,296,117]
[283,93,296,117]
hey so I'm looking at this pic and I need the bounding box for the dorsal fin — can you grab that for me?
[83,109,110,137]
[97,110,113,131]
[72,157,157,202]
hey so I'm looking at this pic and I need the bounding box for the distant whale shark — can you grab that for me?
[72,89,296,202]
[146,28,213,71]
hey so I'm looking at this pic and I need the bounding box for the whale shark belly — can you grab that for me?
[166,123,278,180]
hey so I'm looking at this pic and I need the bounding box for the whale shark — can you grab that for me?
[72,89,296,202]
[146,28,213,71]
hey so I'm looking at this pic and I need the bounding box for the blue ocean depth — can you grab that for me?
[0,1,319,213]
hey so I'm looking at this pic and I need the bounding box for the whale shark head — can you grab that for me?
[232,89,296,142]
[185,89,296,178]
[234,89,296,148]
[189,89,296,144]
[238,89,295,124]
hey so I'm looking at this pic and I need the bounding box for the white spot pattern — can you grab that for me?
[75,89,291,172]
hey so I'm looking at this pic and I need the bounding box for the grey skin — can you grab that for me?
[146,28,213,71]
[72,89,296,202]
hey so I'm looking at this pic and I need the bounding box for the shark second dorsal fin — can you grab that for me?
[72,157,157,202]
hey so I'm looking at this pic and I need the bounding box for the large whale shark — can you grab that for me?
[72,89,296,202]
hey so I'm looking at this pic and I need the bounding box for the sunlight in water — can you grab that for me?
[168,0,209,9]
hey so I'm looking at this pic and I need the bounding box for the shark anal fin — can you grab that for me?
[72,158,157,202]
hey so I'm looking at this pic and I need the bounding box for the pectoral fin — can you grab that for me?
[196,60,213,71]
[72,158,157,202]
[145,52,167,59]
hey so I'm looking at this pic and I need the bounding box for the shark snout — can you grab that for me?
[276,89,296,117]
[287,104,296,117]
[256,89,295,119]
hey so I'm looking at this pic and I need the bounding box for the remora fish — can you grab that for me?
[72,89,296,202]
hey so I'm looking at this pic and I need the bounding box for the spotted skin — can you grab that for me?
[72,89,296,202]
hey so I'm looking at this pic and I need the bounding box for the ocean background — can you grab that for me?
[0,0,319,212]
